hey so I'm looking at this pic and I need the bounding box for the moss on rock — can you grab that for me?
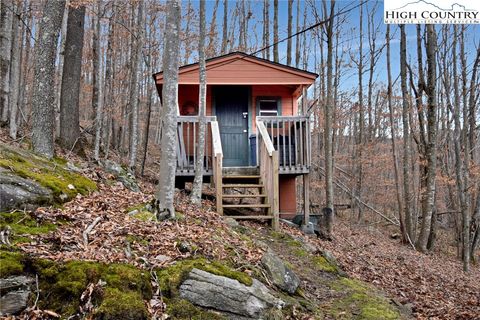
[157,258,253,297]
[0,146,96,203]
[328,277,401,319]
[312,256,338,273]
[165,298,226,320]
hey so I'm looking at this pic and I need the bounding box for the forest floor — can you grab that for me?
[1,131,478,319]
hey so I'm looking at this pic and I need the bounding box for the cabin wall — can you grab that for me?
[178,84,213,116]
[250,85,298,133]
[279,175,297,216]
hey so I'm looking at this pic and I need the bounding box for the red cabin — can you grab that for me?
[153,52,317,229]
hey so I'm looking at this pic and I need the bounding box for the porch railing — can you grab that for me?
[211,120,223,214]
[176,116,217,176]
[256,119,279,230]
[256,116,311,174]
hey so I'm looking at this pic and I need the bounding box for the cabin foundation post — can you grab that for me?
[303,173,310,226]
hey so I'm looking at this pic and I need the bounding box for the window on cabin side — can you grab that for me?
[258,99,279,116]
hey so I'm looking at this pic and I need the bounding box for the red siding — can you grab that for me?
[279,175,297,215]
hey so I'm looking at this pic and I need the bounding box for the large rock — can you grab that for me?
[179,268,283,319]
[261,250,300,294]
[0,276,35,316]
[103,160,140,192]
[0,169,53,211]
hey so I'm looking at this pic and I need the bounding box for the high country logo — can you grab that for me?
[384,0,480,24]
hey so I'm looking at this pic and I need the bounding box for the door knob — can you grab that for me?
[243,129,247,133]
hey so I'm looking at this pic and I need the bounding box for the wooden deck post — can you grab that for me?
[303,173,310,226]
[272,150,279,231]
[215,154,223,214]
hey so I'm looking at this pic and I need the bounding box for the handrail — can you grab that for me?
[256,119,279,230]
[211,121,223,156]
[210,120,223,214]
[256,119,275,156]
[177,115,217,122]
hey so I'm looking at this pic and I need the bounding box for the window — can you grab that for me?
[257,97,281,117]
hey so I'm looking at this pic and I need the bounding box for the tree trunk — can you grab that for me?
[416,25,438,253]
[264,0,270,60]
[0,0,13,125]
[155,0,181,219]
[386,24,406,243]
[295,0,300,68]
[221,0,228,54]
[191,0,207,205]
[273,0,278,63]
[286,0,292,66]
[32,0,66,158]
[400,25,414,242]
[59,2,85,151]
[323,0,335,237]
[8,0,23,139]
[128,1,144,171]
[356,2,364,222]
[94,0,104,161]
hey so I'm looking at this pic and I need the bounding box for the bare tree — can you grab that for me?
[94,0,104,161]
[221,0,228,54]
[128,1,144,171]
[273,0,278,62]
[32,0,66,158]
[400,24,414,242]
[264,0,270,60]
[154,0,181,219]
[8,0,23,139]
[323,0,335,237]
[295,0,300,68]
[0,0,13,125]
[59,2,85,151]
[191,0,207,204]
[286,0,292,66]
[416,25,438,253]
[386,24,406,243]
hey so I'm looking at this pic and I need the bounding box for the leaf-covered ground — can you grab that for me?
[1,129,477,319]
[273,223,480,319]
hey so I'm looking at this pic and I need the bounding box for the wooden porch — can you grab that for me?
[175,115,311,230]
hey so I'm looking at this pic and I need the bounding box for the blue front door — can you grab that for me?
[215,86,249,167]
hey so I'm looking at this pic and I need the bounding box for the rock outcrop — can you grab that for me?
[179,268,284,319]
[103,160,140,192]
[0,169,53,211]
[0,276,34,316]
[261,249,300,294]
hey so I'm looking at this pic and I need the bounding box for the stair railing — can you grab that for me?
[256,119,279,230]
[211,120,223,214]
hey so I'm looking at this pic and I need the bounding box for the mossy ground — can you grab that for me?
[0,211,57,243]
[0,249,25,277]
[327,277,401,319]
[0,145,96,202]
[28,258,151,317]
[256,228,402,319]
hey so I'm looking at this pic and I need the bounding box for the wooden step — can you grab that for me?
[227,215,273,220]
[222,184,264,188]
[223,175,261,179]
[222,167,259,176]
[222,194,266,198]
[222,204,271,208]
